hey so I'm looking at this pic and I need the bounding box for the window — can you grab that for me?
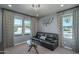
[14,16,32,35]
[24,20,31,34]
[14,18,22,35]
[62,14,73,39]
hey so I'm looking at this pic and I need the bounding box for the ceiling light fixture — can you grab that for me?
[32,4,40,17]
[32,4,40,12]
[32,4,40,9]
[8,4,12,7]
[60,4,64,7]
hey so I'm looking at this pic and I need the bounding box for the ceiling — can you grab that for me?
[0,4,78,17]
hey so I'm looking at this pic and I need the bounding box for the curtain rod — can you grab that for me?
[1,8,37,18]
[57,5,79,13]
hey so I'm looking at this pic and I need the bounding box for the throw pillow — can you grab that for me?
[40,36,46,40]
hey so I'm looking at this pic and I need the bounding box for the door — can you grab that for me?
[62,13,74,49]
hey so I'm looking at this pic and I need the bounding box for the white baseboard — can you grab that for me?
[14,41,27,46]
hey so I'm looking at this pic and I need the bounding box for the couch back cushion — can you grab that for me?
[36,32,58,40]
[36,32,45,38]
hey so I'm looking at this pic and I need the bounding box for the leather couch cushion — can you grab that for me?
[40,39,56,45]
[46,37,57,43]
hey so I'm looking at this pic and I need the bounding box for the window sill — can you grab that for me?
[24,34,31,35]
[14,34,22,36]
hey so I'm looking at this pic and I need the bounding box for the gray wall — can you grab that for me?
[14,35,32,45]
[38,14,58,34]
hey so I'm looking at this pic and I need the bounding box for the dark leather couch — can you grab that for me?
[32,32,58,50]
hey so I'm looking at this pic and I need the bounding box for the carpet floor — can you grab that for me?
[4,44,76,54]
